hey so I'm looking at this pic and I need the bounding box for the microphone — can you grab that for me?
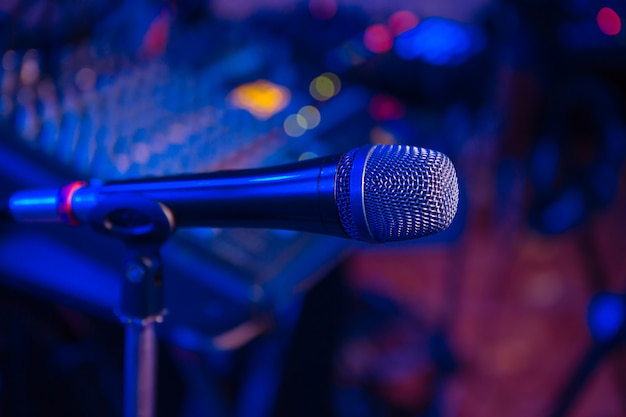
[4,145,459,243]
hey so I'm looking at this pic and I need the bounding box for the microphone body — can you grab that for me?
[84,154,346,237]
[6,145,459,243]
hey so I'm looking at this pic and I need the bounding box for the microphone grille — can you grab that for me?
[337,145,459,243]
[336,147,360,239]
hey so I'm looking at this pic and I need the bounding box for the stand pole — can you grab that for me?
[124,320,158,417]
[118,246,166,417]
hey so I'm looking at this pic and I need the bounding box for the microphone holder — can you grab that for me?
[86,193,175,417]
[119,241,165,417]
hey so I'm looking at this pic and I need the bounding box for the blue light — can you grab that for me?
[395,17,485,66]
[11,195,56,207]
[249,174,296,182]
[588,292,625,343]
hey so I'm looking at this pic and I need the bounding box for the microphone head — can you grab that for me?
[336,145,459,243]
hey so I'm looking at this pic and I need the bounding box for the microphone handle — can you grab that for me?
[9,154,348,238]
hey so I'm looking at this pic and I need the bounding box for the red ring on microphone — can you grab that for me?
[58,181,87,225]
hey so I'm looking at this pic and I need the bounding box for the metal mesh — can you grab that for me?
[336,145,459,242]
[364,145,458,242]
[336,147,360,239]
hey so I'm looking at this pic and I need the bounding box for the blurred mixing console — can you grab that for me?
[0,4,387,346]
[0,0,481,345]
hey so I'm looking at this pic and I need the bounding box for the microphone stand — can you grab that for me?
[85,193,174,417]
[119,241,166,417]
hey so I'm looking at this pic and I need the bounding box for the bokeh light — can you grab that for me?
[284,114,307,137]
[588,292,625,342]
[364,24,393,54]
[140,9,171,58]
[75,68,97,91]
[20,50,40,85]
[597,7,621,36]
[309,72,341,101]
[227,80,291,120]
[395,17,485,66]
[369,126,397,145]
[298,151,319,161]
[388,10,420,36]
[297,105,321,129]
[131,142,151,164]
[115,154,131,174]
[368,94,405,121]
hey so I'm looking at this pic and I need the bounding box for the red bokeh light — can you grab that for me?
[388,10,420,36]
[140,10,172,58]
[597,7,621,36]
[364,24,393,54]
[368,94,405,121]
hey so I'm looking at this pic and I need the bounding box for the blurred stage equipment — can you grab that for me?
[0,144,458,417]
